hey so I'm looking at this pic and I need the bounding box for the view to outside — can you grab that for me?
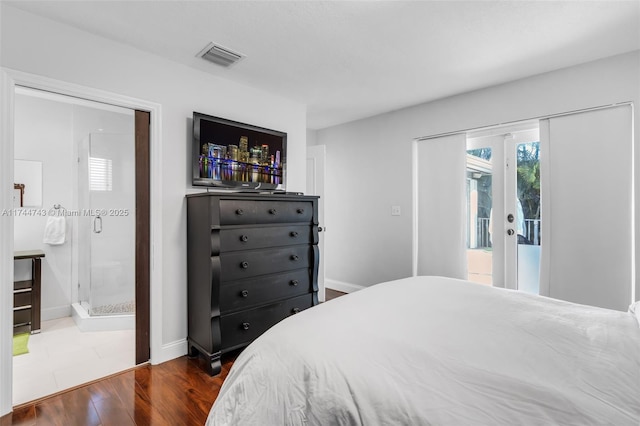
[515,142,541,294]
[466,148,493,285]
[466,142,541,289]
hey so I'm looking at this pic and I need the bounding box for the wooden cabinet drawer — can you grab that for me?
[187,193,319,376]
[218,224,312,252]
[220,294,313,350]
[218,199,313,225]
[13,308,31,326]
[219,245,311,281]
[13,291,31,308]
[219,269,312,313]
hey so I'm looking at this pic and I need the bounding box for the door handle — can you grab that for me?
[93,215,103,234]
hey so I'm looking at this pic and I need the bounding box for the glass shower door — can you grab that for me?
[80,132,135,316]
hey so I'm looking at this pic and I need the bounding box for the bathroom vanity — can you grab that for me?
[13,250,44,334]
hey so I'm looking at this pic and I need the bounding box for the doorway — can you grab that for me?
[414,105,633,311]
[11,87,150,405]
[465,124,541,291]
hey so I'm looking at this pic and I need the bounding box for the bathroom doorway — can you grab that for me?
[12,87,150,405]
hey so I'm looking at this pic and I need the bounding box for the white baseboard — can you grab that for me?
[151,338,188,365]
[41,305,72,322]
[325,278,366,294]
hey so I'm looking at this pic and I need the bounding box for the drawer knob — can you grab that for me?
[290,231,298,238]
[292,307,301,314]
[241,290,249,298]
[242,322,250,330]
[240,261,249,269]
[290,255,299,261]
[236,208,244,215]
[268,208,277,215]
[240,235,249,242]
[290,279,299,286]
[297,208,304,214]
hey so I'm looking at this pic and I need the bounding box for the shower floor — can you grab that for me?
[72,302,134,332]
[90,300,135,316]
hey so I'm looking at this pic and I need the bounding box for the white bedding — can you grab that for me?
[206,276,640,425]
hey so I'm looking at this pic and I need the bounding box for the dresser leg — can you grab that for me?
[187,341,222,376]
[187,341,199,358]
[208,355,222,376]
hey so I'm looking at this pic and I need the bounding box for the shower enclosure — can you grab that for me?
[72,132,135,331]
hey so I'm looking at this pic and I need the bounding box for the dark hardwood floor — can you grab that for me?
[325,288,347,301]
[1,288,348,426]
[2,353,239,426]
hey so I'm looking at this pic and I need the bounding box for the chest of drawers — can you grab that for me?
[186,193,319,375]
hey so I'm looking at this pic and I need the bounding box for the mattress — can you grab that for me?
[206,276,640,425]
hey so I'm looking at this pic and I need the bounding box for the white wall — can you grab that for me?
[14,94,74,318]
[315,50,640,298]
[0,2,307,404]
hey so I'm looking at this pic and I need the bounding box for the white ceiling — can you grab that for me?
[7,1,640,129]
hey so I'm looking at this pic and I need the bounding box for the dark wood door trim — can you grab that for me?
[135,110,151,364]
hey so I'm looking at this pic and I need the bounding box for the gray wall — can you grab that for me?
[315,50,640,299]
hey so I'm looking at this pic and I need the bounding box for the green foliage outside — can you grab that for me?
[467,142,541,221]
[516,142,540,220]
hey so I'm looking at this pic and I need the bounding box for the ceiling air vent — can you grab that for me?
[198,43,244,67]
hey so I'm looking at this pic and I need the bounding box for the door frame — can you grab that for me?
[466,121,539,290]
[306,144,326,301]
[0,68,163,415]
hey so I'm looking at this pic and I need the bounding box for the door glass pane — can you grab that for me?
[516,141,541,294]
[85,133,136,316]
[466,148,492,285]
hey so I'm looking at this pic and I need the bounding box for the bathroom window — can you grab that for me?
[89,157,113,191]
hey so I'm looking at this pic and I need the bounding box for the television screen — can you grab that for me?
[192,112,286,191]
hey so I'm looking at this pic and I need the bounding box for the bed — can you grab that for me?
[206,276,640,425]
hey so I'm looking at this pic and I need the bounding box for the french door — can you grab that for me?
[466,123,541,291]
[417,105,632,310]
[465,105,633,311]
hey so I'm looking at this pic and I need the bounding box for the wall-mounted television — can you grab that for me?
[192,112,286,191]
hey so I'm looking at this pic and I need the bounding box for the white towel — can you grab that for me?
[43,216,66,245]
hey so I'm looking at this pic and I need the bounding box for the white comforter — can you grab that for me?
[206,276,640,425]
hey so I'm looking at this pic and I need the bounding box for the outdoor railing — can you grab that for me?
[476,218,540,247]
[523,219,541,245]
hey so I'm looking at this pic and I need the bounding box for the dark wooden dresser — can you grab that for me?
[186,192,319,375]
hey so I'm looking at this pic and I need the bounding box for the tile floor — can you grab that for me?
[12,316,135,406]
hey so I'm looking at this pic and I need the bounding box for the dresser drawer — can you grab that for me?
[218,199,313,225]
[13,308,31,326]
[220,294,314,350]
[220,245,311,281]
[219,224,312,252]
[13,291,31,308]
[220,269,311,313]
